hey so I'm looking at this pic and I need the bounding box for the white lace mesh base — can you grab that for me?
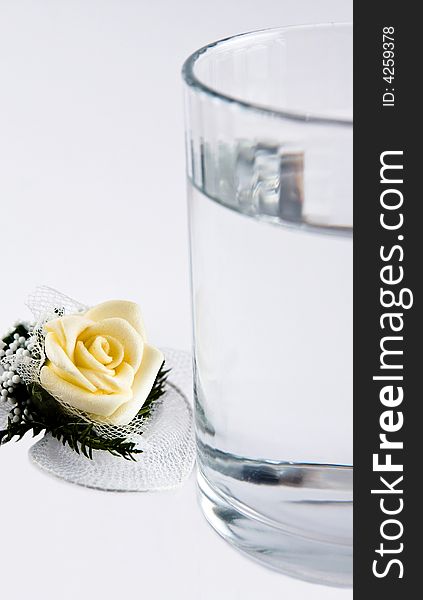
[29,348,195,491]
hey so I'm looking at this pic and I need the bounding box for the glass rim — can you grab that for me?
[182,22,353,127]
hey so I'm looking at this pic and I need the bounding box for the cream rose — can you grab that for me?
[39,300,163,426]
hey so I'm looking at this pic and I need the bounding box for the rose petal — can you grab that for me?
[44,315,93,361]
[79,362,134,394]
[85,300,147,340]
[102,336,124,369]
[88,336,113,365]
[44,333,97,392]
[74,340,112,374]
[101,344,164,425]
[40,365,133,417]
[79,318,144,372]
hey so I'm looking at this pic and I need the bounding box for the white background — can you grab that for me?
[0,1,352,598]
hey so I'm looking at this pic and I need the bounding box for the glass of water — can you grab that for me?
[183,24,353,587]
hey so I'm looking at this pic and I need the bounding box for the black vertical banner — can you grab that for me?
[355,2,418,597]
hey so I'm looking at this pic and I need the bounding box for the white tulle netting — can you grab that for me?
[15,286,88,382]
[5,287,170,442]
[29,347,195,491]
[0,402,10,430]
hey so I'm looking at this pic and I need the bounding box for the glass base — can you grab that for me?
[197,470,352,588]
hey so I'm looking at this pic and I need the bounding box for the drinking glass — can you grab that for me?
[182,24,353,587]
